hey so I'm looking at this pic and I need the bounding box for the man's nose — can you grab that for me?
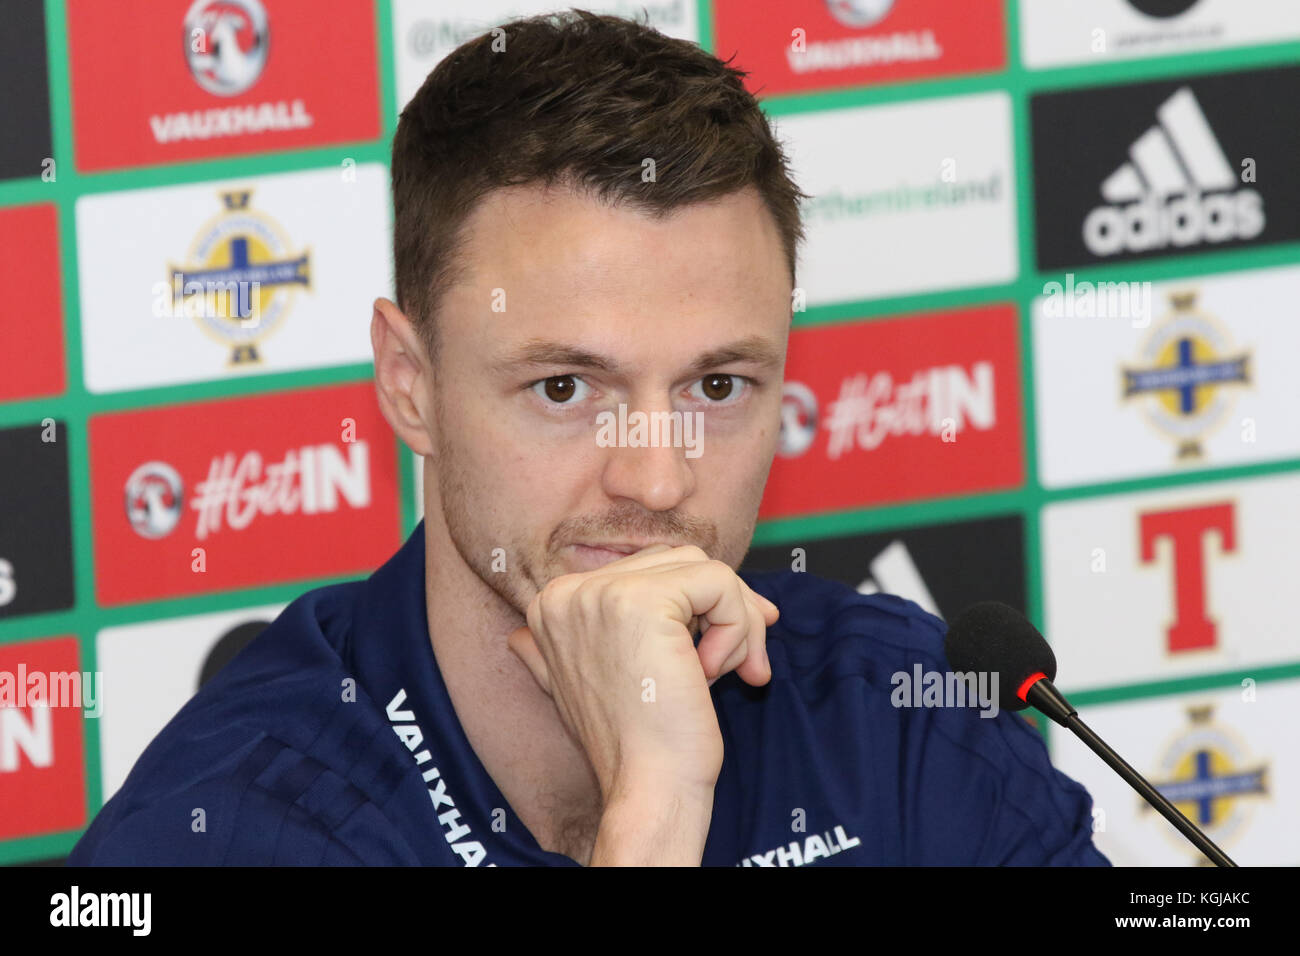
[598,407,697,512]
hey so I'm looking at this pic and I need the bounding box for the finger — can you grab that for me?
[737,577,780,626]
[629,560,779,627]
[679,565,754,679]
[582,548,719,641]
[735,587,772,686]
[507,625,553,697]
[579,543,711,577]
[649,563,777,639]
[711,587,771,687]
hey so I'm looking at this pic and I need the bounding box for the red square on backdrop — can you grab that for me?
[0,204,66,401]
[760,305,1026,519]
[714,0,1006,99]
[67,0,381,172]
[89,382,402,606]
[0,636,87,841]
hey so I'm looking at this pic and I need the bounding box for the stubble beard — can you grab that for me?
[432,393,767,621]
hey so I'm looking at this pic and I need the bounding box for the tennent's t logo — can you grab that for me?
[1139,502,1235,653]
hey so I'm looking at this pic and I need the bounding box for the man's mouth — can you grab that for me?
[564,541,677,571]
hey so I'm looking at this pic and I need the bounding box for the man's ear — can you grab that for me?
[371,297,435,457]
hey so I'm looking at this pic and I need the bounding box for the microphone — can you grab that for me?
[945,601,1237,868]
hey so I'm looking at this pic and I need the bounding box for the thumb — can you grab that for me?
[507,625,553,697]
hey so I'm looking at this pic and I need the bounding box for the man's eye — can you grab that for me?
[691,374,747,404]
[531,375,590,404]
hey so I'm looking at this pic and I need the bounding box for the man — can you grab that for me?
[70,10,1108,866]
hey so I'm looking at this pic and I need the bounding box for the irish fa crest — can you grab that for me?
[1121,291,1250,461]
[167,189,310,365]
[1145,705,1267,858]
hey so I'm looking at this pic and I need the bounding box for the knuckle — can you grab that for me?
[570,576,601,607]
[538,575,575,612]
[705,558,736,578]
[674,545,709,563]
[597,576,637,612]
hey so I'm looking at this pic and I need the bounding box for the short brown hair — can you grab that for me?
[390,8,808,362]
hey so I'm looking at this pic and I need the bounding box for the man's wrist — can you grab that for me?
[589,775,716,866]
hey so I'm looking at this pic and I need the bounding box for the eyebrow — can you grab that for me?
[492,336,784,376]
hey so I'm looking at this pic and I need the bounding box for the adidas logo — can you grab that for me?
[1082,87,1264,256]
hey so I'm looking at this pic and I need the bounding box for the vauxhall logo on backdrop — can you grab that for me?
[778,382,819,457]
[825,0,896,28]
[183,0,269,96]
[713,0,1002,99]
[68,0,379,171]
[800,0,943,76]
[152,0,314,144]
[1030,65,1300,270]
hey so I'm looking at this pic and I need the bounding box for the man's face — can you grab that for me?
[428,182,791,617]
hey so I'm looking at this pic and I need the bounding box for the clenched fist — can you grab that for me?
[507,544,779,864]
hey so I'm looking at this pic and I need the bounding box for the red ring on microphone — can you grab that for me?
[1016,671,1047,702]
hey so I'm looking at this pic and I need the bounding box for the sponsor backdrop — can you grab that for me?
[0,0,1297,866]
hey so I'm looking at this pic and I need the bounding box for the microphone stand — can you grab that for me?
[1028,679,1237,868]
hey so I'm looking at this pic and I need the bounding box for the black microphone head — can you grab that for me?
[945,601,1056,713]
